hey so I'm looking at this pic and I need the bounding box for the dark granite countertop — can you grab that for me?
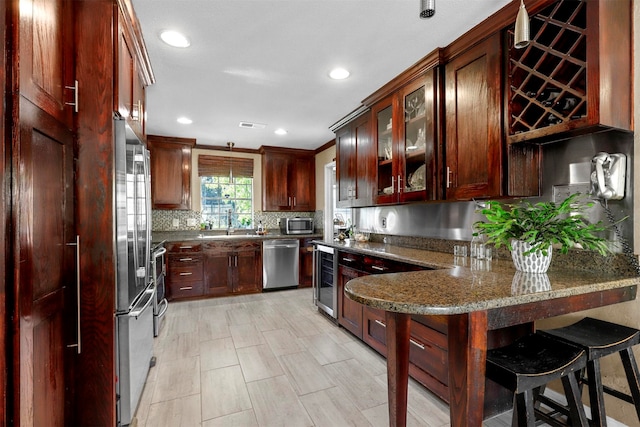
[314,238,639,316]
[153,230,322,244]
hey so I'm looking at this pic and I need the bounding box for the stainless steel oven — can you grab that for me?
[151,245,168,337]
[313,244,337,319]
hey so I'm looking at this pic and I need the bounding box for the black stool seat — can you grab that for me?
[540,317,640,359]
[486,333,589,427]
[539,317,640,427]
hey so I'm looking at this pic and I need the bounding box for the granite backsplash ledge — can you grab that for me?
[368,233,637,276]
[153,209,324,232]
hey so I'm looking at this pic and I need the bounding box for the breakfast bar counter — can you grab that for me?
[344,257,639,427]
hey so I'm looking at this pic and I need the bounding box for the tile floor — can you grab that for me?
[133,287,516,427]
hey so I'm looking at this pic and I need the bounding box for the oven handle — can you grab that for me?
[156,298,169,318]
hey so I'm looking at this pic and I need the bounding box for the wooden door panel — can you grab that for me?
[293,156,314,210]
[31,130,66,300]
[33,308,65,427]
[17,98,74,426]
[234,249,261,293]
[263,154,291,210]
[445,34,502,200]
[203,252,230,295]
[20,0,73,128]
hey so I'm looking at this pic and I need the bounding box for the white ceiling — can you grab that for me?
[132,0,512,151]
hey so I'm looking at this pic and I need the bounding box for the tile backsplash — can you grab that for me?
[153,209,324,232]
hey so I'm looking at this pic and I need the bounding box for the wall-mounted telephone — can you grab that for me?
[590,152,626,200]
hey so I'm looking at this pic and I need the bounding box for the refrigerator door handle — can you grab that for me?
[128,288,155,319]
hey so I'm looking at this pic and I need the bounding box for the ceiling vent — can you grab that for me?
[239,121,266,129]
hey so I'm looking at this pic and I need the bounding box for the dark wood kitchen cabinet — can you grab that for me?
[148,135,196,210]
[506,0,632,144]
[261,147,316,211]
[334,110,375,208]
[372,66,441,205]
[298,237,314,287]
[203,241,262,296]
[335,250,453,400]
[116,6,150,140]
[444,33,503,201]
[166,241,204,300]
[10,0,80,425]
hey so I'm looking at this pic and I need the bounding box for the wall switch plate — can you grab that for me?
[186,218,197,227]
[172,218,180,227]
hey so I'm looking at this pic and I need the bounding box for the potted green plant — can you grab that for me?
[473,193,611,273]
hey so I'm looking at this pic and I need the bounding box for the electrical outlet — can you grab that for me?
[186,218,197,227]
[172,218,180,228]
[552,183,591,202]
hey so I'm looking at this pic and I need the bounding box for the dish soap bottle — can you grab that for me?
[257,221,264,234]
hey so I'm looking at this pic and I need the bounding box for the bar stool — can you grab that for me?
[538,317,640,427]
[485,333,589,427]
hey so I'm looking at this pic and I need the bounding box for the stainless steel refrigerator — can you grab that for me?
[114,118,155,426]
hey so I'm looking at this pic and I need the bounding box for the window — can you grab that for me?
[199,155,253,229]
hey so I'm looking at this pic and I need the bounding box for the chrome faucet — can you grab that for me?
[226,208,234,235]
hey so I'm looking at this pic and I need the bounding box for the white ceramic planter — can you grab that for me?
[510,239,553,273]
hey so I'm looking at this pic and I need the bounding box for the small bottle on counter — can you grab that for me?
[470,230,485,259]
[257,221,264,234]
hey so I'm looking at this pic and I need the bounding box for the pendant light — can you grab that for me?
[420,0,435,19]
[227,141,234,182]
[514,0,530,49]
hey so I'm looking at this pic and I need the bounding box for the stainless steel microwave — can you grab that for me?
[279,217,314,235]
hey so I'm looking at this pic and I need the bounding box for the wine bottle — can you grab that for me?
[538,90,560,106]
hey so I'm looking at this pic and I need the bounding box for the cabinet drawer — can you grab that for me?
[362,306,387,356]
[168,255,203,282]
[165,241,202,253]
[338,252,364,269]
[409,320,448,385]
[168,281,204,299]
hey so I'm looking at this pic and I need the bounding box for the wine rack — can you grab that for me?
[507,0,587,142]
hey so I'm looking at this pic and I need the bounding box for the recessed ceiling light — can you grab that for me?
[329,68,350,80]
[177,117,192,124]
[274,128,288,135]
[160,30,190,48]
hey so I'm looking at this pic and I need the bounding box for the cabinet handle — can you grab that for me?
[65,80,79,113]
[179,245,193,249]
[446,167,452,188]
[293,196,296,207]
[374,319,386,328]
[229,255,232,267]
[410,338,425,350]
[397,174,402,193]
[235,255,238,267]
[391,176,395,194]
[66,235,81,354]
[341,257,355,263]
[179,286,193,291]
[371,265,387,272]
[179,272,193,276]
[179,257,193,262]
[288,196,292,207]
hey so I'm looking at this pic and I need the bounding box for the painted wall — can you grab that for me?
[315,144,335,211]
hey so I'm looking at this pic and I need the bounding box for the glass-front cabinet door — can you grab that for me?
[374,97,396,205]
[400,81,427,202]
[373,69,439,205]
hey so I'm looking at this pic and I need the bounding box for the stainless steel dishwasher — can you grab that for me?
[263,239,299,290]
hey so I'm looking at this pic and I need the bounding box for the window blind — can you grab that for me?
[198,155,253,178]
